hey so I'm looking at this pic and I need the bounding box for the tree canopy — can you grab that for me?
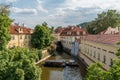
[85,47,120,80]
[0,4,12,50]
[31,22,53,49]
[86,10,120,34]
[0,48,41,80]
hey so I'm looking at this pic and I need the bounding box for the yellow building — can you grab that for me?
[7,24,33,48]
[80,34,120,70]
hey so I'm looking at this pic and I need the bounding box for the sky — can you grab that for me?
[1,0,120,28]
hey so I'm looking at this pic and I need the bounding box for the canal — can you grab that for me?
[38,52,85,80]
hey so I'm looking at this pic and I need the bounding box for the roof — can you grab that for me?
[60,26,87,36]
[10,24,33,35]
[99,27,120,35]
[83,34,120,45]
[54,27,63,33]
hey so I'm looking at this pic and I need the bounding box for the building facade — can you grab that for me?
[7,24,33,48]
[60,26,120,70]
[80,34,120,70]
[60,26,87,50]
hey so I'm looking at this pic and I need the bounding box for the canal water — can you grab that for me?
[38,52,83,80]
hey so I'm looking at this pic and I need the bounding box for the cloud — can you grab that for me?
[46,0,120,27]
[36,0,48,13]
[11,7,37,15]
[6,0,18,3]
[64,0,120,10]
[9,0,120,28]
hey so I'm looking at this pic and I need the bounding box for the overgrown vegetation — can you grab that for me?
[86,10,120,34]
[0,48,41,80]
[31,22,54,49]
[47,44,56,56]
[85,48,120,80]
[0,4,12,50]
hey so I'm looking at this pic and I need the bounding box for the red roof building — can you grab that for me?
[10,24,33,34]
[7,24,33,48]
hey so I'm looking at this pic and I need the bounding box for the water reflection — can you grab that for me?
[63,66,82,80]
[40,53,83,80]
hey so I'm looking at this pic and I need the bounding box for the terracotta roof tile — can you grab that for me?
[83,34,120,45]
[60,26,87,36]
[10,24,33,35]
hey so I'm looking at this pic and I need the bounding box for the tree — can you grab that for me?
[0,48,41,80]
[86,10,120,34]
[31,23,52,49]
[109,47,120,80]
[85,63,111,80]
[0,4,12,50]
[85,45,120,80]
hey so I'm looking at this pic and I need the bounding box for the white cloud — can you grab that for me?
[11,7,37,15]
[10,0,120,28]
[6,0,18,3]
[64,0,120,10]
[36,0,48,13]
[47,0,120,27]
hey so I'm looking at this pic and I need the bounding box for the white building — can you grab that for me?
[60,25,87,51]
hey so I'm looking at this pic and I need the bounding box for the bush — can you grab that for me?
[0,48,41,80]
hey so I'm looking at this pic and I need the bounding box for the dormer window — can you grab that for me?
[30,30,33,34]
[77,31,80,35]
[67,32,71,35]
[18,28,23,33]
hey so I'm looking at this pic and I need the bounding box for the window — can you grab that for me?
[29,35,31,39]
[103,55,106,64]
[90,50,92,56]
[20,35,22,39]
[98,53,100,60]
[109,51,114,54]
[25,35,27,39]
[109,58,113,67]
[12,35,15,40]
[93,51,96,58]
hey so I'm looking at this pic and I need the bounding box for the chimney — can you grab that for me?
[15,23,19,26]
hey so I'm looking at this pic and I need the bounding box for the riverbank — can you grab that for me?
[35,55,51,65]
[36,49,51,65]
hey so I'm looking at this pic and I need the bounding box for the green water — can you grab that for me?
[38,53,83,80]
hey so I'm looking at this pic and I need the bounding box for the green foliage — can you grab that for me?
[0,48,41,80]
[86,10,120,34]
[37,50,42,60]
[31,23,53,49]
[47,44,56,56]
[85,63,109,80]
[116,49,120,58]
[0,4,12,50]
[85,48,120,80]
[109,59,120,80]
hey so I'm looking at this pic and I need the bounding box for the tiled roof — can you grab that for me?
[55,27,63,33]
[83,34,120,45]
[10,24,33,34]
[60,26,87,36]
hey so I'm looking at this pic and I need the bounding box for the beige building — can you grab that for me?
[80,34,120,70]
[59,26,120,70]
[100,26,120,34]
[7,24,33,48]
[60,26,87,50]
